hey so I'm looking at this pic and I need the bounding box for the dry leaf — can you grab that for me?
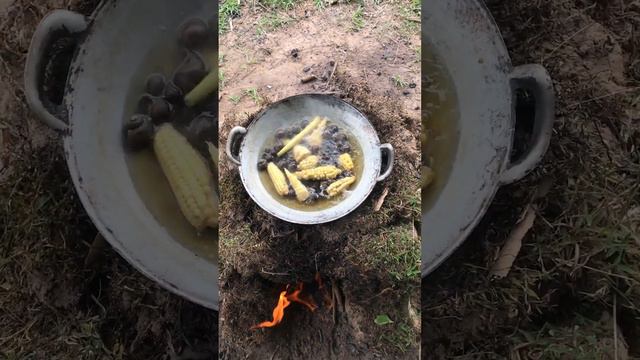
[489,176,553,278]
[489,205,536,278]
[373,187,389,212]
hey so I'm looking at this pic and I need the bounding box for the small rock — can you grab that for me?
[301,75,317,84]
[403,90,411,95]
[290,48,299,58]
[409,82,416,88]
[377,72,382,76]
[303,66,311,73]
[414,106,420,110]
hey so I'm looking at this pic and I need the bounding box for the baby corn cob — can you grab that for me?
[293,145,311,162]
[206,141,220,185]
[421,166,435,189]
[267,162,290,196]
[337,153,354,171]
[154,124,218,230]
[284,169,310,202]
[295,165,342,181]
[326,176,356,198]
[297,155,319,171]
[305,118,327,147]
[277,117,322,156]
[206,142,219,168]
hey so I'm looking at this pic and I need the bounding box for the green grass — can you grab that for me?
[381,322,415,353]
[360,226,420,283]
[261,0,296,10]
[392,75,408,88]
[243,88,263,104]
[229,95,241,104]
[219,69,226,89]
[351,6,365,31]
[314,0,325,9]
[410,0,420,14]
[219,0,241,33]
[515,315,618,359]
[256,14,291,36]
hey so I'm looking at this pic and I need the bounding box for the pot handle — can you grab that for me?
[376,143,394,182]
[24,10,88,132]
[225,126,247,166]
[501,64,555,184]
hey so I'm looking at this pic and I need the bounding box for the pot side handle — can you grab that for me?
[501,64,555,184]
[376,143,394,182]
[225,126,247,166]
[24,10,88,132]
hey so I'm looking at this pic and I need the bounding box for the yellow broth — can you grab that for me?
[258,122,364,211]
[422,49,459,212]
[124,25,217,262]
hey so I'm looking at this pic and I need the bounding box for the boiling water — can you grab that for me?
[124,27,217,262]
[258,122,364,212]
[422,48,459,212]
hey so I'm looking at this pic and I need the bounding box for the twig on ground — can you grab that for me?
[261,268,290,276]
[326,60,338,86]
[269,345,280,360]
[568,86,640,108]
[542,22,595,63]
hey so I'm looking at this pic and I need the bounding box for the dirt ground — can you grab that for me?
[423,0,640,359]
[0,1,216,359]
[218,0,421,358]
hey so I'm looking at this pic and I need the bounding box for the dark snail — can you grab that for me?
[145,73,166,96]
[180,18,209,49]
[126,114,154,150]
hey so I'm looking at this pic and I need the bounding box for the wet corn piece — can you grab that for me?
[298,155,319,171]
[337,153,354,171]
[277,116,322,156]
[305,118,327,147]
[422,166,435,189]
[154,124,218,230]
[295,165,342,181]
[293,145,311,162]
[267,162,290,196]
[326,176,356,198]
[284,169,310,202]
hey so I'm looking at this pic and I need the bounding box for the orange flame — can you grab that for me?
[288,283,317,312]
[252,282,319,330]
[251,290,290,329]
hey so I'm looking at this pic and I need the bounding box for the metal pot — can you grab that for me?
[225,94,394,225]
[24,1,218,309]
[421,0,555,276]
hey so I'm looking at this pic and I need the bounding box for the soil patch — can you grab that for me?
[219,1,421,358]
[0,1,216,358]
[422,1,640,358]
